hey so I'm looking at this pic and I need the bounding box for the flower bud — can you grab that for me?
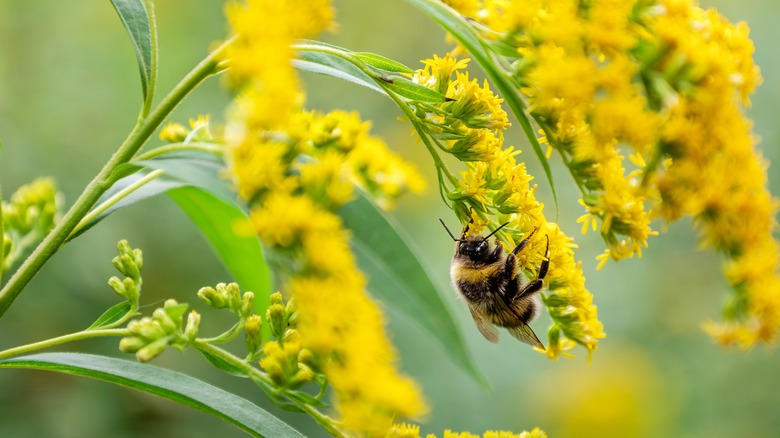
[130,318,166,340]
[184,311,201,342]
[222,282,243,312]
[269,291,284,306]
[119,336,146,353]
[197,286,227,309]
[289,363,314,388]
[136,337,169,363]
[266,304,286,338]
[108,276,126,297]
[244,314,263,356]
[159,122,188,143]
[240,291,255,317]
[153,308,178,334]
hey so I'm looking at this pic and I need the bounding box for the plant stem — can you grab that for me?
[0,328,130,360]
[193,341,347,438]
[0,37,235,318]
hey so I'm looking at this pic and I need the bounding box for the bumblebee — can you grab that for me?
[440,219,548,349]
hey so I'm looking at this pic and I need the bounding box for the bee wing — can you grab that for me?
[468,305,500,343]
[506,323,545,350]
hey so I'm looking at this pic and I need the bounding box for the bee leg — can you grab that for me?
[512,235,550,301]
[510,227,539,256]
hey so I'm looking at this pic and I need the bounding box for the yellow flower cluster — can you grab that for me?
[222,1,426,434]
[1,178,62,273]
[413,55,604,359]
[445,0,780,346]
[389,423,547,438]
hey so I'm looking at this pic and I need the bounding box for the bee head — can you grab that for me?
[458,235,491,261]
[439,219,509,262]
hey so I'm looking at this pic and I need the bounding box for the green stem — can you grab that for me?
[69,169,164,239]
[193,341,346,438]
[0,37,235,318]
[0,328,130,360]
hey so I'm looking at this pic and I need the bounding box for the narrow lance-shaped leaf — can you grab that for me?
[168,187,273,329]
[87,301,133,330]
[354,52,414,73]
[339,192,487,386]
[0,353,304,438]
[110,0,155,104]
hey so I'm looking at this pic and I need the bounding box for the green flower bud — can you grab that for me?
[122,277,140,304]
[266,304,286,339]
[108,276,126,298]
[221,282,242,312]
[244,314,263,356]
[289,363,315,388]
[283,328,300,344]
[118,336,146,353]
[136,337,169,363]
[153,308,178,334]
[197,286,227,309]
[269,291,284,306]
[183,311,200,342]
[240,291,255,317]
[129,318,166,340]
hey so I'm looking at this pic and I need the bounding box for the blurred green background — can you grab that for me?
[1,1,779,437]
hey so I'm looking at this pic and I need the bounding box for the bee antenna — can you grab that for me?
[439,219,460,242]
[483,222,510,241]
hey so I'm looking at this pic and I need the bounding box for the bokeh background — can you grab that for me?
[1,1,779,437]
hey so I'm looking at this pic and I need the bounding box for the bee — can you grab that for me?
[439,218,549,349]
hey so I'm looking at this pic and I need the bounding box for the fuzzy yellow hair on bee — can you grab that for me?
[440,218,549,349]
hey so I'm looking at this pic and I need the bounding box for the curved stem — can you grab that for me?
[0,37,235,318]
[193,341,346,438]
[0,328,130,360]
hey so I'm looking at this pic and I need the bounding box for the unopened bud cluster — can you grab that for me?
[108,240,143,306]
[197,282,254,318]
[258,292,315,389]
[1,178,62,273]
[119,299,200,362]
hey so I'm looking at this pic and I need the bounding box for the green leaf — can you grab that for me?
[384,76,449,102]
[110,0,155,104]
[134,154,234,202]
[168,187,273,323]
[338,192,486,386]
[0,353,303,437]
[198,348,248,378]
[295,53,384,93]
[405,0,559,216]
[354,52,414,73]
[87,301,133,330]
[68,172,186,240]
[74,152,272,320]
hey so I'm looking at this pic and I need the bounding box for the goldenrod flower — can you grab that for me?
[222,1,427,433]
[411,55,604,359]
[446,0,780,346]
[388,424,547,438]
